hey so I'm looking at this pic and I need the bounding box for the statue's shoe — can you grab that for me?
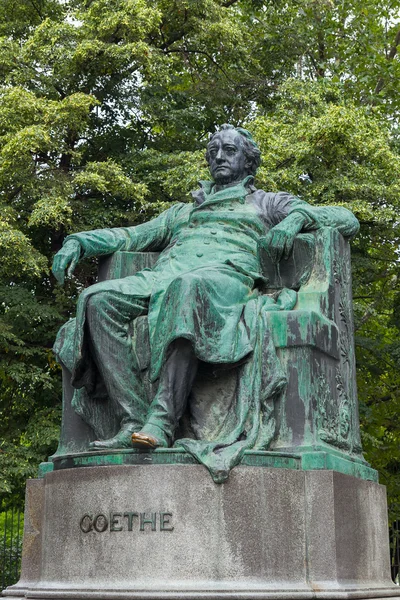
[131,431,168,449]
[89,428,135,450]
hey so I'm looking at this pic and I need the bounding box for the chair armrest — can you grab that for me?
[98,252,160,281]
[259,233,316,290]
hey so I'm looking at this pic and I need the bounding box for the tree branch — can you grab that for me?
[163,48,234,82]
[306,53,320,80]
[374,28,400,95]
[6,186,22,203]
[29,0,43,20]
[53,84,66,99]
[158,10,190,51]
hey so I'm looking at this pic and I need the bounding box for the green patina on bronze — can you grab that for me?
[51,125,371,483]
[41,447,378,482]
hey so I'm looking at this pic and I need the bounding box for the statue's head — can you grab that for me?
[206,124,261,185]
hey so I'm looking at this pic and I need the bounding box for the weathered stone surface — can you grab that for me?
[3,465,400,600]
[304,471,391,587]
[5,479,44,597]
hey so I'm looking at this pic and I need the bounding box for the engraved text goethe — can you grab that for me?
[79,512,174,533]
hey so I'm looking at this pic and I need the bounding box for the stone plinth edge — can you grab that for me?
[3,465,398,600]
[46,447,378,483]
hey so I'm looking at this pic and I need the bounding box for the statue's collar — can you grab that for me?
[191,175,256,206]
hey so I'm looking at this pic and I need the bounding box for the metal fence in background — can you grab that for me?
[390,520,400,585]
[0,508,23,591]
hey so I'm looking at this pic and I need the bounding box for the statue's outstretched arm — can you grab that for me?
[257,191,359,264]
[299,205,360,238]
[51,202,185,284]
[259,212,307,263]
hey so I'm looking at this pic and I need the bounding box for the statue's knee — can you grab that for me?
[78,283,105,310]
[86,291,112,319]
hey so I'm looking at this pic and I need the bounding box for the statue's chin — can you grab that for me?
[213,170,251,186]
[213,174,241,186]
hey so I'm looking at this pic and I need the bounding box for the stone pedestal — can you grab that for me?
[3,463,400,600]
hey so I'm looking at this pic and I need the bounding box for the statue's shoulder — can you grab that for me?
[247,188,300,216]
[247,187,274,203]
[151,201,190,224]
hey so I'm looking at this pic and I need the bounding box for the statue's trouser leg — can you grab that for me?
[142,338,199,443]
[86,291,149,431]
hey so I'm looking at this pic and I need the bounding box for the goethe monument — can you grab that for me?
[4,126,399,600]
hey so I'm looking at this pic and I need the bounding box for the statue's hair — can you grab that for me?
[205,124,261,176]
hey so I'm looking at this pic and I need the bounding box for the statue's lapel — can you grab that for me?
[191,176,255,210]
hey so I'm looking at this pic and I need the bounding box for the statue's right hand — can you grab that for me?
[52,239,82,285]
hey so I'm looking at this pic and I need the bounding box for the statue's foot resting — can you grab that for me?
[131,430,169,449]
[89,426,137,450]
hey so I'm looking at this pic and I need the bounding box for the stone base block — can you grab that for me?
[3,465,400,600]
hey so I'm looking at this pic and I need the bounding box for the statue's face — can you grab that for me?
[207,130,250,185]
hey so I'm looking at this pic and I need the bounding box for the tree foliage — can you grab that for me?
[1,0,400,510]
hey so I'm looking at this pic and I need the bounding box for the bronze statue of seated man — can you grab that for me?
[52,124,359,481]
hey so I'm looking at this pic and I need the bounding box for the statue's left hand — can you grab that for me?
[52,239,81,285]
[259,212,306,263]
